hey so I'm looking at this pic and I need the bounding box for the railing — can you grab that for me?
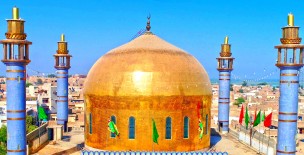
[80,151,229,155]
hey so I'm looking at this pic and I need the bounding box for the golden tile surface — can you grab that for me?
[84,33,212,151]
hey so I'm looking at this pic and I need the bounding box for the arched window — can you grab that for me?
[110,115,116,138]
[183,116,189,138]
[89,113,92,134]
[129,117,135,139]
[205,114,208,135]
[165,117,172,139]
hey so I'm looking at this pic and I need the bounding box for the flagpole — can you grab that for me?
[152,119,154,152]
[245,105,248,143]
[238,123,240,142]
[153,140,154,152]
[152,118,155,152]
[251,107,254,147]
[249,119,252,146]
[250,118,252,147]
[239,104,243,142]
[39,120,40,145]
[267,110,272,154]
[258,109,261,154]
[152,116,154,152]
[106,110,108,148]
[267,128,270,154]
[249,109,251,146]
[106,129,108,148]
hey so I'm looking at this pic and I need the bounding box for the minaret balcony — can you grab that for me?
[217,57,234,71]
[275,45,304,67]
[1,40,31,64]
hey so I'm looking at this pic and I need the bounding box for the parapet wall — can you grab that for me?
[26,122,49,153]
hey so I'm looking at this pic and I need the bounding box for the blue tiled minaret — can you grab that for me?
[276,14,304,155]
[217,37,234,134]
[54,34,71,132]
[0,7,31,155]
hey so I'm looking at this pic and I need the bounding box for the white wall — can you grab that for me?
[238,131,275,155]
[31,132,48,151]
[48,86,57,113]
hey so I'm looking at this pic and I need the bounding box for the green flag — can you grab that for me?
[152,119,159,144]
[261,111,266,122]
[245,106,250,128]
[199,121,204,139]
[38,106,48,121]
[253,110,261,127]
[108,121,119,136]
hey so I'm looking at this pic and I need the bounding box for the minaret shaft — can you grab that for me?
[0,7,31,155]
[277,67,299,155]
[218,71,231,133]
[56,69,69,131]
[6,65,27,155]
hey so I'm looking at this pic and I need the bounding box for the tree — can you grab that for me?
[36,79,43,85]
[242,81,247,87]
[0,145,5,154]
[238,89,244,93]
[0,125,6,154]
[234,97,245,106]
[47,74,56,78]
[26,82,33,87]
[230,84,234,91]
[257,82,268,85]
[28,125,37,133]
[272,86,276,92]
[0,125,7,145]
[26,116,37,133]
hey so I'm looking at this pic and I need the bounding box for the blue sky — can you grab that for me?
[0,1,303,80]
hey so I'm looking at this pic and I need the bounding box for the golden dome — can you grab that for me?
[84,33,211,96]
[84,32,212,151]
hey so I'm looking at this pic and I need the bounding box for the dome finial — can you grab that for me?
[288,13,294,26]
[61,33,65,42]
[146,14,151,32]
[224,36,229,44]
[12,6,19,20]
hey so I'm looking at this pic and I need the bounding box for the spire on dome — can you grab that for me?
[146,14,151,32]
